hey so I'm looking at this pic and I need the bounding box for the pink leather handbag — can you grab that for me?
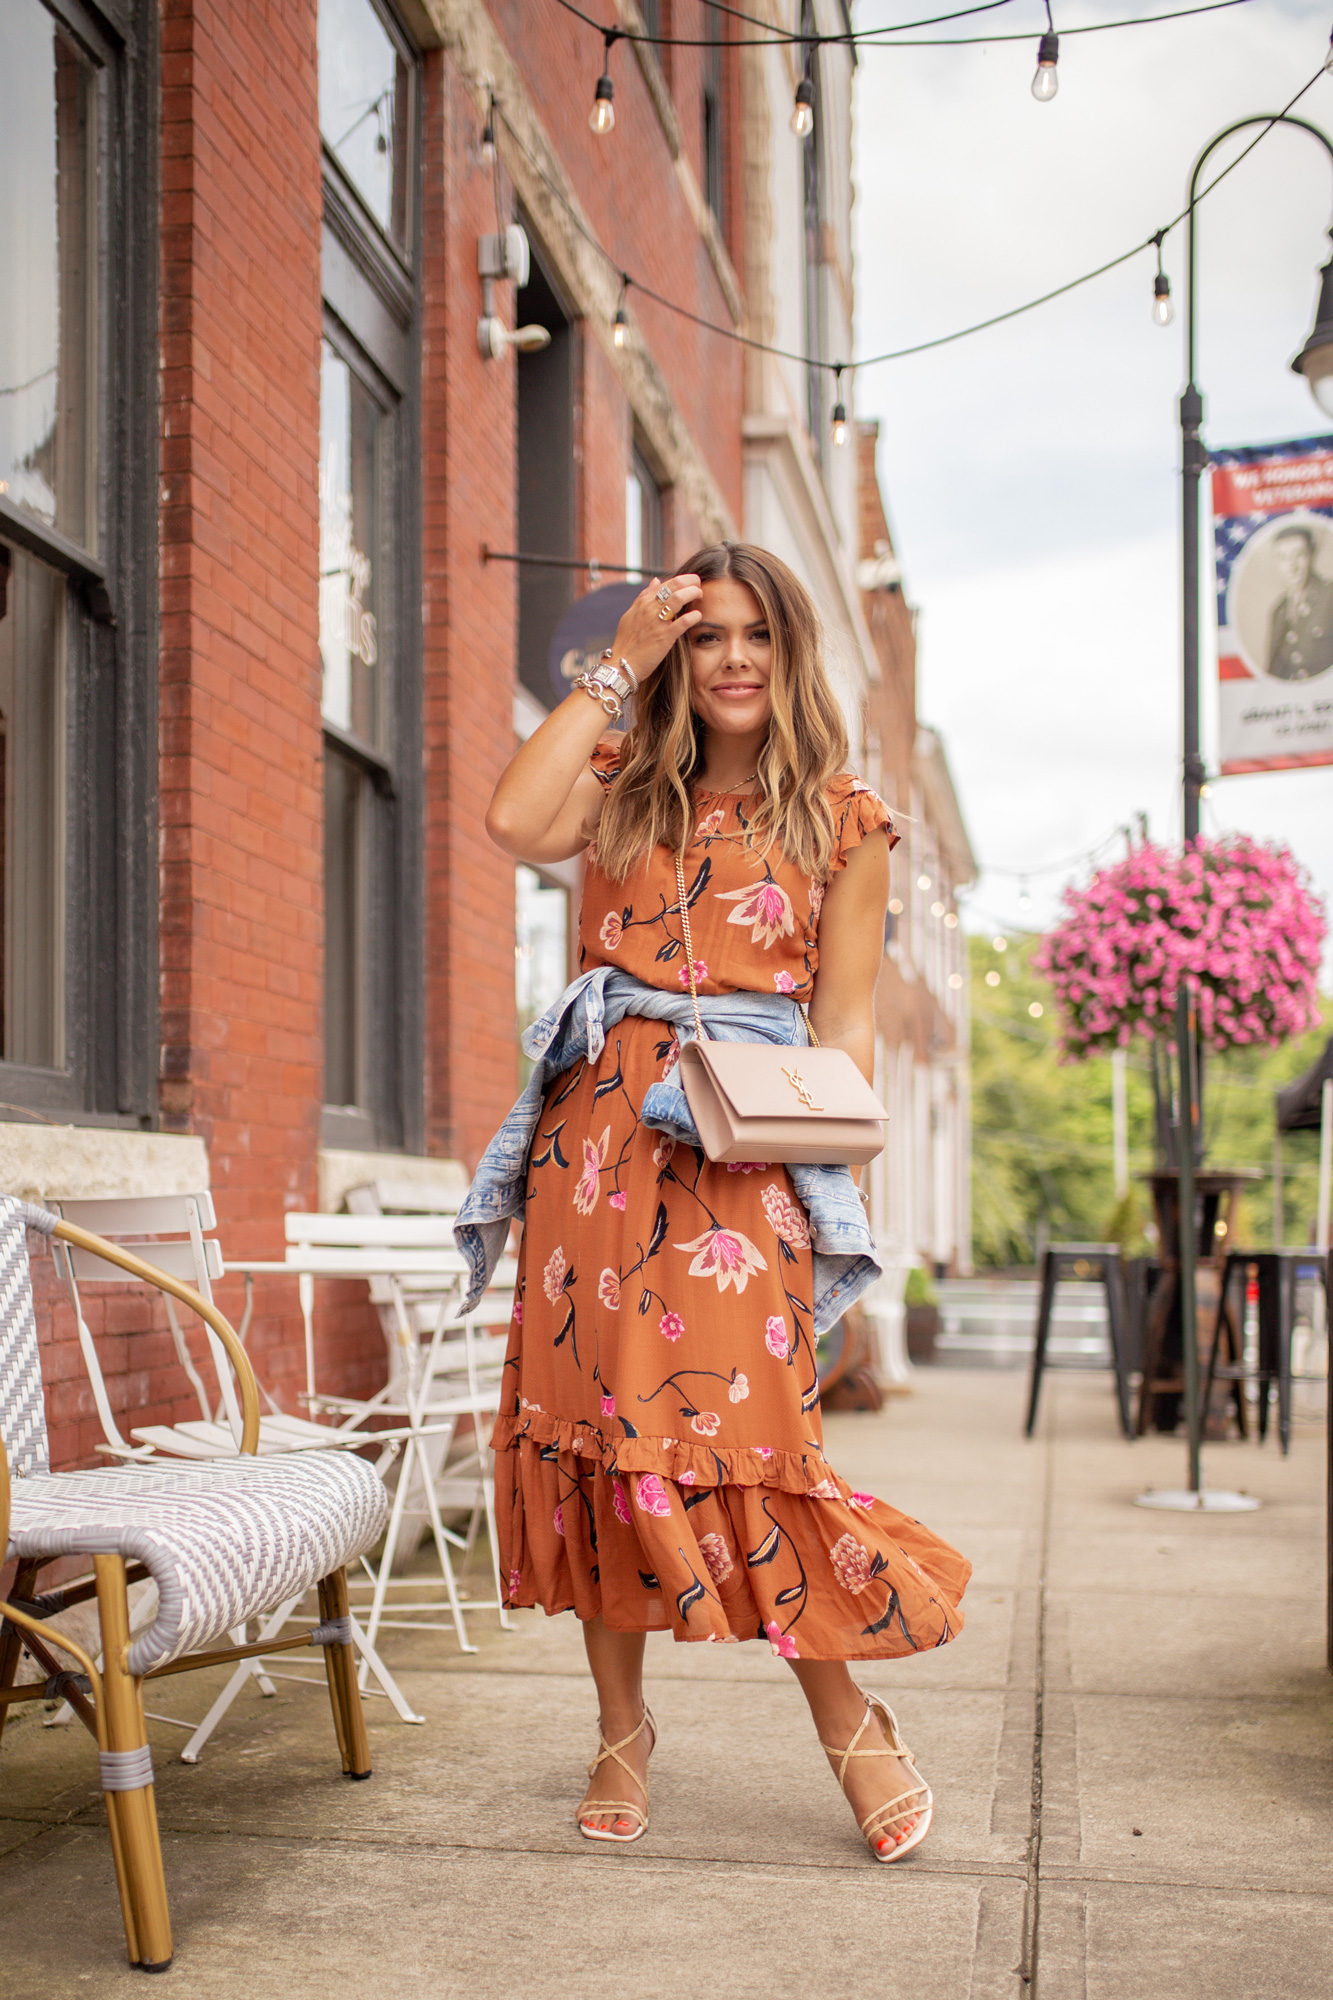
[673,856,888,1166]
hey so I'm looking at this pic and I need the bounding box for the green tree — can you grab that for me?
[968,931,1331,1268]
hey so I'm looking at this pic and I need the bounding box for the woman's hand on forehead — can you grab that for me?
[612,574,703,689]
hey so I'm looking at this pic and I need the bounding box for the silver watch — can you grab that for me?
[594,651,639,702]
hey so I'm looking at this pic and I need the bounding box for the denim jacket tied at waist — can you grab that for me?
[454,967,882,1337]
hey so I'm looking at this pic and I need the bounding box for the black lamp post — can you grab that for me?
[1149,114,1333,1509]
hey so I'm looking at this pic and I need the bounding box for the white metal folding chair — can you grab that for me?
[340,1185,517,1649]
[337,1282,517,1654]
[232,1213,517,1662]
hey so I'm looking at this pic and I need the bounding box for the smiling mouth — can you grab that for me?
[713,683,763,697]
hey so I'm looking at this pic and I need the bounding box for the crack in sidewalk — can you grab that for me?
[1019,1415,1057,1990]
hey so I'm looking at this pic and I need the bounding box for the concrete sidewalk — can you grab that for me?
[2,1366,1330,1998]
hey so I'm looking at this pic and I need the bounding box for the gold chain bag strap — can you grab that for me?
[673,854,888,1166]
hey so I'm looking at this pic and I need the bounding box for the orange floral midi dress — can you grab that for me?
[491,751,971,1660]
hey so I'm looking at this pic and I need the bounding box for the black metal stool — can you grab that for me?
[1204,1250,1329,1456]
[1025,1243,1134,1439]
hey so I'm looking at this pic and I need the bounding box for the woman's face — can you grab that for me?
[686,577,774,738]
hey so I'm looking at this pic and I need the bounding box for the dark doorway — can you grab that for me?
[516,240,575,709]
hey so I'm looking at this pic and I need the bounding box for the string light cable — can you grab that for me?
[983,821,1139,881]
[490,47,1330,418]
[554,0,1021,50]
[560,0,1263,171]
[552,0,1258,53]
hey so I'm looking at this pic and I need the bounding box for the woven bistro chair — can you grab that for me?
[0,1196,390,1973]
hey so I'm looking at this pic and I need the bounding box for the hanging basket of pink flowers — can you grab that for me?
[1033,835,1326,1062]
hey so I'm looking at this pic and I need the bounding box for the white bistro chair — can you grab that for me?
[46,1193,423,1756]
[0,1195,388,1971]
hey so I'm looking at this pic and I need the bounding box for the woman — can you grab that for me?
[462,543,970,1863]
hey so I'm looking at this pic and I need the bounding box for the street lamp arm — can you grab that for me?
[1186,113,1333,384]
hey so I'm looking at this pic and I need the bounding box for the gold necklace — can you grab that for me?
[695,773,758,796]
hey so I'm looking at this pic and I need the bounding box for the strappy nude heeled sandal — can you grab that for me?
[577,1706,657,1844]
[821,1693,933,1864]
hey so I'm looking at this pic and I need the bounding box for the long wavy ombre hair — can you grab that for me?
[594,542,848,882]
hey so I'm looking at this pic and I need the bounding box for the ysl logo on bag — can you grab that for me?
[781,1064,823,1112]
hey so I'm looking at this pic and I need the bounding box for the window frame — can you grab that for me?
[317,0,423,1155]
[626,441,665,583]
[0,0,158,1126]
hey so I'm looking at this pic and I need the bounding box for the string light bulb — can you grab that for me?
[480,96,496,165]
[590,34,618,136]
[590,72,615,135]
[613,307,628,348]
[1031,31,1059,101]
[791,76,814,139]
[1150,229,1172,326]
[831,366,848,446]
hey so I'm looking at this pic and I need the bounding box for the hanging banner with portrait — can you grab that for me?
[1211,434,1333,774]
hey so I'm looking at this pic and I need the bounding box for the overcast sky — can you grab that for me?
[852,0,1333,970]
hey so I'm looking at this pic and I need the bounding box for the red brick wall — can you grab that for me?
[34,1,335,1464]
[857,421,945,1065]
[487,0,745,533]
[29,4,751,1469]
[422,56,522,1171]
[157,0,328,1408]
[421,15,747,1168]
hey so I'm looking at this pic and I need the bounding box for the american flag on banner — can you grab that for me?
[1210,435,1333,775]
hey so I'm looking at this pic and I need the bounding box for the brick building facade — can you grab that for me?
[857,420,976,1354]
[1,0,967,1472]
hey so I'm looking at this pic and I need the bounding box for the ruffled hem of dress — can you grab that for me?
[494,1432,972,1661]
[491,1406,834,1495]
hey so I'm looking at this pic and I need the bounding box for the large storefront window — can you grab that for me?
[318,336,386,1113]
[0,0,154,1117]
[0,4,97,547]
[318,0,421,1150]
[0,6,94,1071]
[0,546,64,1066]
[320,341,382,748]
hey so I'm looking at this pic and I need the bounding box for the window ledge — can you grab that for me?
[0,1125,209,1204]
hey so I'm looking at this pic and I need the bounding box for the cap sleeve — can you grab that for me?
[830,775,898,873]
[589,737,622,791]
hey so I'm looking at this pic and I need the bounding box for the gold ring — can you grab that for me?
[658,607,671,621]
